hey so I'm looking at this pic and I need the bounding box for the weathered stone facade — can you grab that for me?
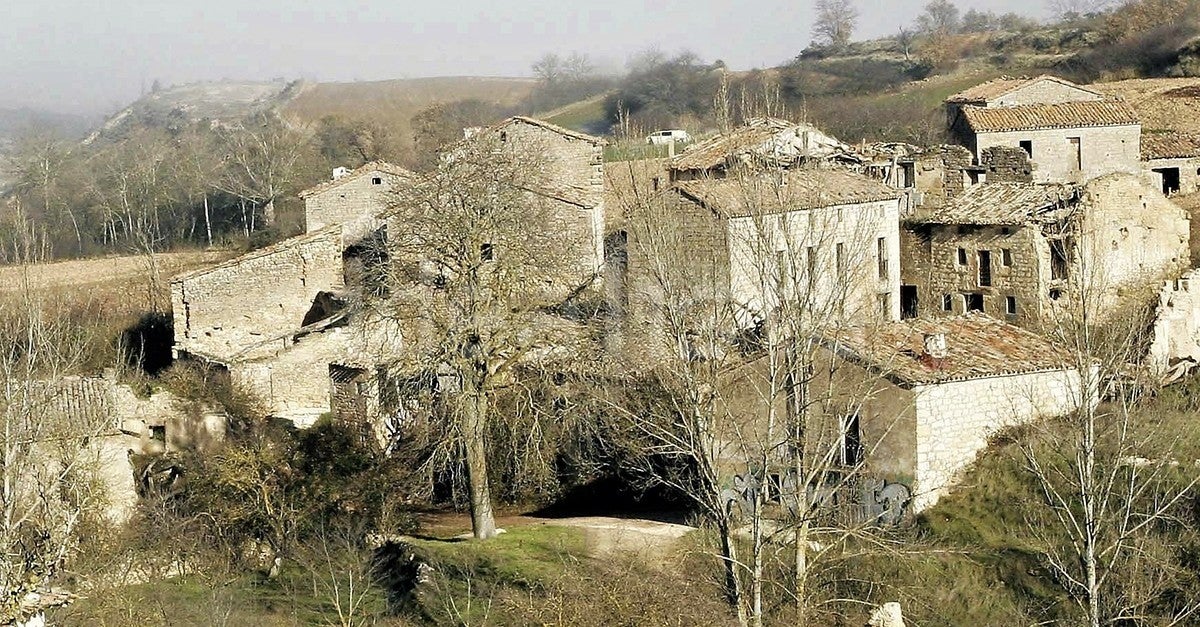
[171,226,345,363]
[901,173,1188,327]
[972,124,1142,184]
[300,161,411,242]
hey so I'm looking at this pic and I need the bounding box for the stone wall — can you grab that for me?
[230,327,357,426]
[304,167,402,241]
[980,145,1034,183]
[912,367,1085,510]
[171,227,345,363]
[904,222,1045,325]
[726,198,903,327]
[1144,157,1200,196]
[912,146,974,209]
[974,124,1141,184]
[1148,269,1200,373]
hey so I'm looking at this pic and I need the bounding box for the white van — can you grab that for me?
[645,129,691,145]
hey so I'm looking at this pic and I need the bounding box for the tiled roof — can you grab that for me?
[826,312,1077,386]
[671,117,847,171]
[946,75,1101,104]
[961,100,1139,133]
[298,161,413,199]
[909,182,1079,226]
[1142,131,1200,160]
[675,168,901,218]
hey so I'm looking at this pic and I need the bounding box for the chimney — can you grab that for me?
[921,332,948,369]
[332,166,350,180]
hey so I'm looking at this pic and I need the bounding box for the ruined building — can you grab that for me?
[900,172,1189,325]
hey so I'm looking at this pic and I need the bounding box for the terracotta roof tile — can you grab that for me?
[1142,131,1200,160]
[908,182,1079,226]
[298,161,413,199]
[827,312,1077,386]
[675,168,901,218]
[961,100,1139,133]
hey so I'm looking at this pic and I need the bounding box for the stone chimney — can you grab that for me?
[332,166,350,180]
[921,332,948,369]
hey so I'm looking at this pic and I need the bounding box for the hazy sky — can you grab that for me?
[1,0,1051,116]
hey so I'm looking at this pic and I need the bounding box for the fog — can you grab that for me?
[1,0,1052,115]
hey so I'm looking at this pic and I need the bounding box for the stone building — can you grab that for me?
[822,312,1088,511]
[1142,131,1200,196]
[668,117,850,182]
[464,116,607,276]
[947,75,1142,184]
[900,172,1189,325]
[628,168,904,335]
[299,161,413,242]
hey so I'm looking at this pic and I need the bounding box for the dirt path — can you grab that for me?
[415,511,696,560]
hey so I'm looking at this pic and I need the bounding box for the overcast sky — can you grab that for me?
[1,0,1051,116]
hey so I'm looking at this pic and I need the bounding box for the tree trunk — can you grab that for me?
[462,379,497,539]
[203,194,213,246]
[718,518,749,627]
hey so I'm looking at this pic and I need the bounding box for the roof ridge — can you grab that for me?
[298,160,412,198]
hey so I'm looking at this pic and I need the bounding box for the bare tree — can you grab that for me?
[215,114,308,230]
[1021,213,1200,626]
[0,213,115,623]
[812,0,859,49]
[379,131,595,539]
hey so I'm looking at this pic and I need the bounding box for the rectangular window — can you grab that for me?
[840,412,862,467]
[774,250,788,289]
[1006,295,1017,315]
[878,292,891,320]
[481,242,495,261]
[901,285,918,319]
[964,292,984,311]
[150,425,166,442]
[956,247,968,266]
[371,177,383,185]
[877,237,888,280]
[1050,238,1069,280]
[836,242,845,276]
[1068,137,1081,171]
[942,294,953,312]
[1001,248,1013,267]
[1019,140,1033,157]
[977,250,992,287]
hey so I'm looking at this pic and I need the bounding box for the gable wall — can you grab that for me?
[975,124,1141,184]
[304,169,400,241]
[991,81,1104,107]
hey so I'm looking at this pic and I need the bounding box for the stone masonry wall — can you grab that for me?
[975,124,1141,184]
[171,227,344,362]
[980,145,1034,183]
[1144,157,1200,196]
[903,223,1045,326]
[992,81,1103,107]
[305,167,403,241]
[912,367,1085,511]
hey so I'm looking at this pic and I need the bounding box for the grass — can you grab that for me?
[542,94,609,134]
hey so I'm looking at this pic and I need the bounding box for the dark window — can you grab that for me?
[1050,238,1070,280]
[1001,248,1013,266]
[371,177,382,185]
[1049,288,1063,300]
[1006,295,1017,315]
[651,177,660,191]
[1019,140,1033,157]
[481,242,495,261]
[499,131,508,142]
[806,246,817,280]
[901,285,918,319]
[978,250,992,287]
[877,237,888,279]
[841,412,862,466]
[964,293,984,311]
[150,425,166,442]
[942,294,953,312]
[1154,167,1181,195]
[956,247,967,265]
[836,242,845,276]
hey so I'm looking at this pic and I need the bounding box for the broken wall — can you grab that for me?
[974,124,1141,184]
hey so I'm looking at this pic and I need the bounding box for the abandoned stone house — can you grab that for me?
[1142,131,1200,196]
[947,75,1143,184]
[299,160,413,241]
[626,168,904,342]
[171,117,610,427]
[821,312,1089,511]
[668,116,851,182]
[900,172,1189,325]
